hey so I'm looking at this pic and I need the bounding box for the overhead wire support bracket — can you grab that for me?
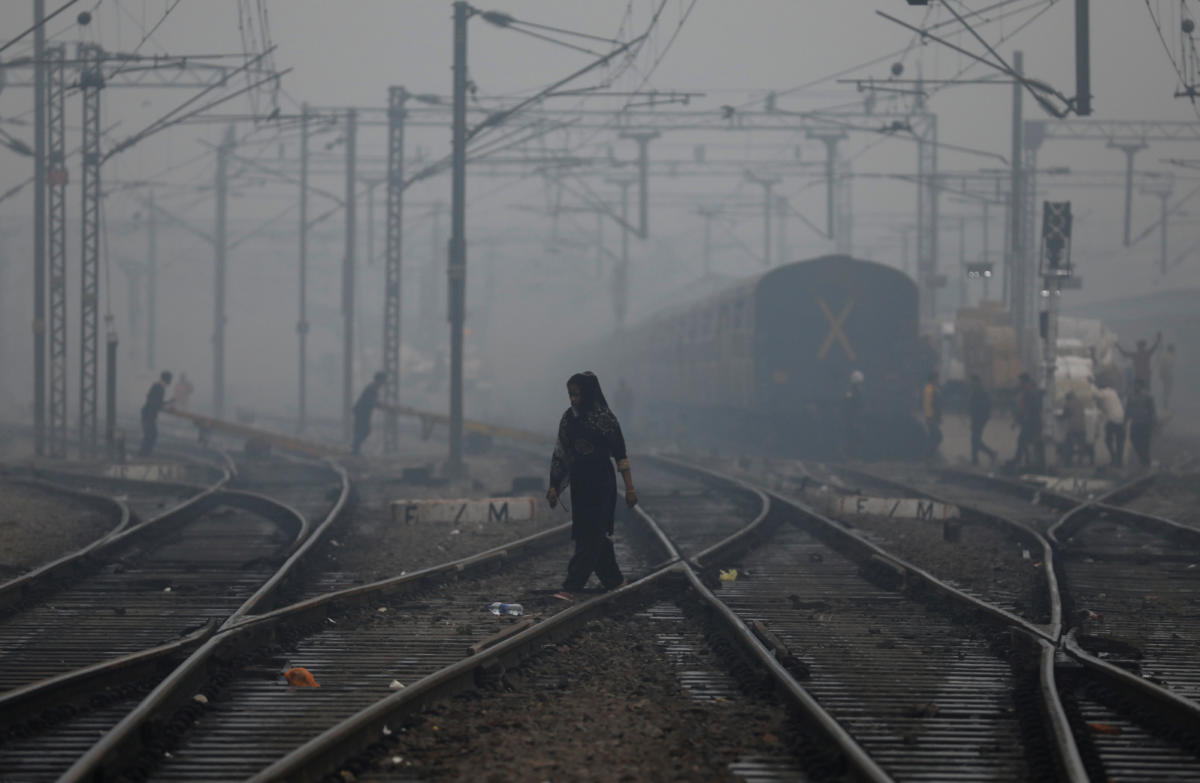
[876,9,1071,118]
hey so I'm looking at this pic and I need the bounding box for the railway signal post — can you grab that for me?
[1039,201,1073,468]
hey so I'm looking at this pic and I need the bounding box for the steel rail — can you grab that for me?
[0,462,231,613]
[663,458,1087,781]
[747,463,1058,643]
[0,472,317,769]
[643,462,892,783]
[58,518,583,782]
[221,457,351,626]
[247,567,684,783]
[832,463,1063,639]
[1046,478,1200,715]
[1061,629,1200,727]
[0,618,216,720]
[812,463,1093,781]
[0,473,130,584]
[249,459,896,783]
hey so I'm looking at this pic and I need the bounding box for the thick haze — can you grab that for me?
[1,1,1197,432]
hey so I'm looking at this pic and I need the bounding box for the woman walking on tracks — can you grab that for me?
[546,372,638,601]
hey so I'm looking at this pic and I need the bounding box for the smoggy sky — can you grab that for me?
[1,1,1198,420]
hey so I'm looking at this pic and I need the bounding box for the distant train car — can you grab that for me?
[610,255,931,459]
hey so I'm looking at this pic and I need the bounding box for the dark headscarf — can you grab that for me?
[567,371,609,412]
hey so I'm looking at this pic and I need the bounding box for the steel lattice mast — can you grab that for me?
[45,44,68,458]
[78,43,104,457]
[383,87,408,454]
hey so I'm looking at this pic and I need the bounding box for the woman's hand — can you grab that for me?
[546,487,558,509]
[625,487,638,508]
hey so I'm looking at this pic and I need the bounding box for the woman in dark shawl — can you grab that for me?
[546,372,638,600]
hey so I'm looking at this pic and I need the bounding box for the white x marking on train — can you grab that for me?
[816,297,857,360]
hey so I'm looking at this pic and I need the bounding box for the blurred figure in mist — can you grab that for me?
[922,370,942,460]
[1125,378,1157,469]
[352,372,386,455]
[968,374,997,467]
[1117,331,1161,391]
[139,371,173,457]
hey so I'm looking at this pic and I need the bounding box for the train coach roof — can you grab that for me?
[637,254,909,326]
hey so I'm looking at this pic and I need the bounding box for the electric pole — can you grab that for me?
[1107,140,1147,246]
[618,131,658,238]
[776,195,788,265]
[697,206,718,276]
[1008,50,1026,363]
[608,176,635,328]
[79,43,103,457]
[448,0,469,476]
[1075,0,1091,116]
[744,171,780,267]
[146,189,157,370]
[32,0,47,456]
[383,87,408,454]
[297,104,309,432]
[807,130,846,240]
[213,126,234,418]
[1140,179,1174,274]
[342,108,357,443]
[46,43,67,458]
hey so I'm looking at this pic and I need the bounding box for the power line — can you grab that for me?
[0,0,79,57]
[622,0,700,106]
[105,0,186,81]
[1144,0,1200,118]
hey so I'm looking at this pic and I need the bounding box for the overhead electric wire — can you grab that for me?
[622,0,700,107]
[1145,0,1200,118]
[105,0,186,81]
[0,0,78,57]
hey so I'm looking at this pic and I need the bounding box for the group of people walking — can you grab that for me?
[913,330,1168,472]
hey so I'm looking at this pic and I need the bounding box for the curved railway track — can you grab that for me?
[0,452,349,782]
[54,483,665,780]
[834,462,1200,781]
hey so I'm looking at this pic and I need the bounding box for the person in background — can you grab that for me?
[547,372,636,601]
[922,370,942,459]
[1008,372,1041,469]
[1158,343,1175,410]
[967,374,997,467]
[351,371,386,455]
[1117,331,1161,390]
[139,371,173,456]
[1092,377,1126,468]
[1125,378,1156,469]
[173,372,194,410]
[1060,390,1089,467]
[842,370,865,460]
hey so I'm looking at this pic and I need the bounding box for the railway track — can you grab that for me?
[53,483,664,780]
[77,458,1086,782]
[831,462,1200,781]
[0,452,349,782]
[3,443,1196,781]
[800,462,1056,633]
[1050,499,1200,781]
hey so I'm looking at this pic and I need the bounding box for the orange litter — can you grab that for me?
[1088,722,1121,735]
[284,667,320,687]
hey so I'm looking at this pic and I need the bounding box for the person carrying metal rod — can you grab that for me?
[351,371,386,455]
[546,372,637,601]
[139,371,173,456]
